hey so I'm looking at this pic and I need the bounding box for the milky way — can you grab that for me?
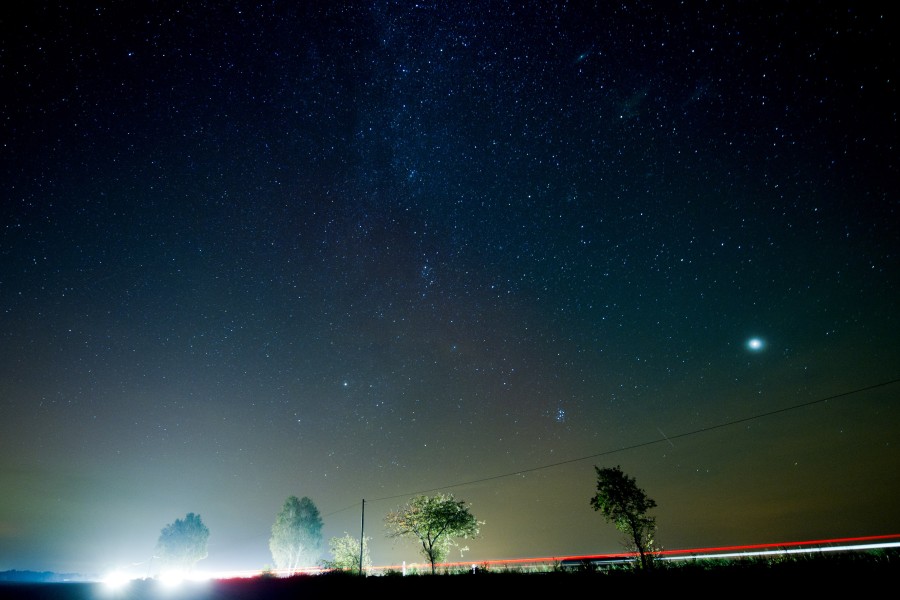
[1,2,898,575]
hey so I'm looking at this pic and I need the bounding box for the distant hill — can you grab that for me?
[0,570,87,583]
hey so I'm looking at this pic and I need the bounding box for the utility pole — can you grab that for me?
[359,499,366,576]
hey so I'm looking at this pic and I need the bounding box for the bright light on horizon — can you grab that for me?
[92,534,900,582]
[101,571,131,590]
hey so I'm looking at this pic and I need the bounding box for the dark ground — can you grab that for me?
[2,557,898,599]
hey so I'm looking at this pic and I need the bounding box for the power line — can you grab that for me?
[215,378,900,551]
[369,377,900,504]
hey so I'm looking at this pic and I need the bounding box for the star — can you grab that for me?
[746,338,765,352]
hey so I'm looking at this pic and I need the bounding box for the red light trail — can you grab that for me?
[370,534,900,573]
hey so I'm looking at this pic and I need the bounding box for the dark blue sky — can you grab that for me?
[2,1,898,575]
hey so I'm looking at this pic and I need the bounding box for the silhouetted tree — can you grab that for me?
[269,496,323,574]
[385,493,480,574]
[590,465,657,570]
[155,513,209,574]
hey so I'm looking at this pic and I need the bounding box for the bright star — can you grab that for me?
[747,338,765,351]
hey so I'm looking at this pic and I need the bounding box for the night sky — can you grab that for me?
[2,1,898,576]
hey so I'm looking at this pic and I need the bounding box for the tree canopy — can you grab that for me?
[269,496,323,574]
[322,533,371,575]
[590,465,658,570]
[384,493,480,574]
[155,513,209,574]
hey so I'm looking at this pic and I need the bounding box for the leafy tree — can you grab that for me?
[384,493,480,575]
[155,513,209,574]
[269,496,323,574]
[590,465,658,570]
[322,533,371,575]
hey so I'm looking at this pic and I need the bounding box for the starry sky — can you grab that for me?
[2,1,898,576]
